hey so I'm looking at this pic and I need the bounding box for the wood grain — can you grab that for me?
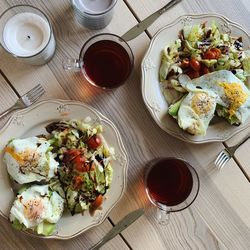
[0,71,19,128]
[0,0,250,249]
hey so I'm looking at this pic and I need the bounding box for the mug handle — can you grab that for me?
[63,58,83,72]
[157,208,170,225]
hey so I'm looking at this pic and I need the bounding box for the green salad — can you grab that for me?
[46,119,114,215]
[159,22,250,105]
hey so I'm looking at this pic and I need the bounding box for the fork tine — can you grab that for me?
[217,154,229,168]
[28,91,45,103]
[216,153,228,168]
[28,88,45,103]
[26,84,44,98]
[24,84,42,97]
[217,154,228,166]
[218,157,230,170]
[214,151,225,165]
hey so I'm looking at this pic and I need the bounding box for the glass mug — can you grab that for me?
[144,157,200,225]
[63,33,134,89]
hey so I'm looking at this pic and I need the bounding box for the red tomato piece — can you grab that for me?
[190,58,201,72]
[181,58,190,69]
[210,48,221,59]
[87,135,102,150]
[72,175,83,190]
[203,50,216,60]
[63,149,81,163]
[186,70,200,79]
[73,155,87,172]
[91,195,103,210]
[201,65,210,75]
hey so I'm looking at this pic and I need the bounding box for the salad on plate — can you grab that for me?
[159,22,250,135]
[3,118,114,236]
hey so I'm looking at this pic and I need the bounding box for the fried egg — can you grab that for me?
[4,137,58,184]
[179,70,250,124]
[178,89,217,135]
[9,185,64,229]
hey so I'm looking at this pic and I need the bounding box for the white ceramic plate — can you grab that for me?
[141,14,250,143]
[0,99,128,239]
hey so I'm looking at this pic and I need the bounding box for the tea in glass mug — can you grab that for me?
[63,33,134,89]
[144,157,200,225]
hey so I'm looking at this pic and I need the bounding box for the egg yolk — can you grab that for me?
[220,82,248,117]
[24,198,44,222]
[5,146,39,169]
[191,92,213,115]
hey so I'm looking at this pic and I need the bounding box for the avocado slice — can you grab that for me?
[37,222,56,236]
[168,95,186,118]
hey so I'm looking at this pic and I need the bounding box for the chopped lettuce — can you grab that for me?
[243,50,250,76]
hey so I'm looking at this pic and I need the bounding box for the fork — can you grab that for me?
[215,134,250,170]
[0,84,45,119]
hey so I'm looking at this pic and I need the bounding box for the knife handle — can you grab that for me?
[89,209,144,250]
[142,0,182,29]
[121,0,182,41]
[159,0,182,15]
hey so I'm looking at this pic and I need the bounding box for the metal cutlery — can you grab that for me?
[121,0,182,42]
[215,134,250,170]
[89,208,144,250]
[0,84,45,119]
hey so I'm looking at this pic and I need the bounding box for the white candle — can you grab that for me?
[3,12,50,57]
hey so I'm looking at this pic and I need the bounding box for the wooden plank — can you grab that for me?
[0,71,19,127]
[0,215,129,250]
[125,0,250,40]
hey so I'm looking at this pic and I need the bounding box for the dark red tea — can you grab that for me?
[82,40,133,88]
[145,158,193,207]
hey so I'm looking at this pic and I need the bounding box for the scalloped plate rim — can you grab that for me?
[141,13,250,144]
[0,99,128,239]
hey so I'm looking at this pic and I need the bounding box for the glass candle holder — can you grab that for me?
[71,0,118,30]
[0,5,56,65]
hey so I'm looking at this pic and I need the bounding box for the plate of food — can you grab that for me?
[141,14,250,143]
[0,99,128,239]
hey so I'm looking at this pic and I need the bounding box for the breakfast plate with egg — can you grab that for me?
[0,99,128,239]
[141,13,250,143]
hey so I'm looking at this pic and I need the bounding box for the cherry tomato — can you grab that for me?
[87,135,102,150]
[190,58,201,72]
[91,195,103,210]
[201,65,210,75]
[63,149,81,163]
[181,58,190,68]
[210,48,221,59]
[186,70,200,79]
[203,50,216,60]
[73,155,87,172]
[72,175,83,190]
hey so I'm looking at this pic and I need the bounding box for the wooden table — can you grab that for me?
[0,0,250,249]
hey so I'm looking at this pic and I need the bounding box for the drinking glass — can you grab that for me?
[144,157,200,225]
[63,33,134,89]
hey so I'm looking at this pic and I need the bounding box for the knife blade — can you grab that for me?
[121,0,182,42]
[89,208,144,250]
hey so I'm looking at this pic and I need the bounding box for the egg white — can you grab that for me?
[9,185,64,229]
[178,90,217,135]
[4,137,58,184]
[179,70,250,124]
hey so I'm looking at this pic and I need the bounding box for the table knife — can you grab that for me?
[121,0,182,42]
[89,208,144,250]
